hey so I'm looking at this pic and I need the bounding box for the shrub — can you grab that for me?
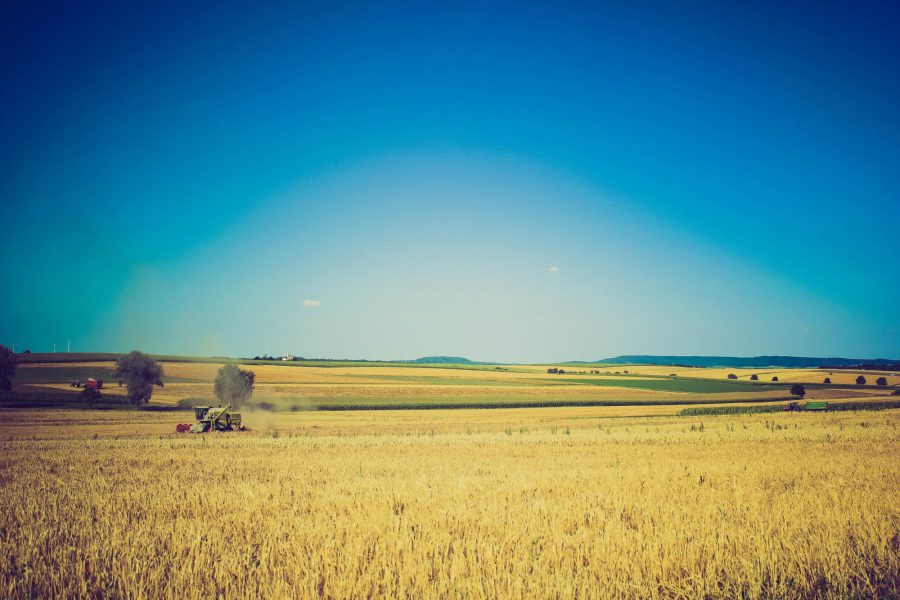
[772,376,779,382]
[80,387,101,408]
[750,374,758,381]
[790,384,806,397]
[875,377,888,386]
[727,374,738,380]
[177,397,212,408]
[856,375,867,385]
[0,345,15,392]
[823,377,831,384]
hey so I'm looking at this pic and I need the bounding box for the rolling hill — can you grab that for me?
[597,355,899,369]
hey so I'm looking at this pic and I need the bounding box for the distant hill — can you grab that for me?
[411,356,477,364]
[597,355,899,368]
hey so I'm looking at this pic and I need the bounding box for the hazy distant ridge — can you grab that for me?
[598,355,899,368]
[411,356,478,364]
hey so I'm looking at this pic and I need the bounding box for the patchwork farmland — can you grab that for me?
[1,356,898,598]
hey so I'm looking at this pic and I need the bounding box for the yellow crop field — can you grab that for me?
[154,363,546,385]
[1,408,898,598]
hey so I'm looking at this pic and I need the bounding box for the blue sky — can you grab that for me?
[1,0,898,361]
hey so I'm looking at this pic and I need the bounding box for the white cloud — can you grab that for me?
[548,266,559,273]
[302,299,322,308]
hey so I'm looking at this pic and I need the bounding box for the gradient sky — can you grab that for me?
[1,0,898,362]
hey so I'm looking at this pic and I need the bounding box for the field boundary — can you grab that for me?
[680,400,900,416]
[264,395,798,412]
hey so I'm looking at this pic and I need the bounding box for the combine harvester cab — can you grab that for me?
[176,404,245,433]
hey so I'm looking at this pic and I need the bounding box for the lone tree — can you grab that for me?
[772,376,779,382]
[81,385,101,408]
[790,384,806,397]
[750,374,759,381]
[876,377,888,386]
[727,373,738,380]
[214,365,255,408]
[823,377,832,384]
[114,351,164,406]
[856,375,867,385]
[0,344,16,391]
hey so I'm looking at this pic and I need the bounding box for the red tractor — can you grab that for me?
[71,378,104,389]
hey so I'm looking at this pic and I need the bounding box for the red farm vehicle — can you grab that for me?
[71,378,104,389]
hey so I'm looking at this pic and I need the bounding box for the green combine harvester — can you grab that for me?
[176,404,245,433]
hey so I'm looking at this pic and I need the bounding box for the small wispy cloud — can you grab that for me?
[302,299,322,308]
[548,266,560,273]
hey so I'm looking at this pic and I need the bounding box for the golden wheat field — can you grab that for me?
[1,407,898,599]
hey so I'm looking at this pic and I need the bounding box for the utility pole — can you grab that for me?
[67,340,71,353]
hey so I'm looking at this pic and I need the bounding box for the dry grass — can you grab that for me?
[1,408,897,598]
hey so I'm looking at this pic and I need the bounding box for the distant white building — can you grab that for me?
[281,355,295,361]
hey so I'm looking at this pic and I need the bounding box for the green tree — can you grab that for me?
[0,345,15,391]
[790,384,806,397]
[875,377,888,386]
[81,386,101,408]
[114,351,164,406]
[856,375,867,385]
[214,365,255,408]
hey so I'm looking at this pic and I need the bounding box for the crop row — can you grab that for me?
[680,400,900,416]
[0,391,131,408]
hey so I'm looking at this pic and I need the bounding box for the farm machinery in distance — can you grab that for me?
[784,401,828,412]
[70,378,103,389]
[176,404,246,433]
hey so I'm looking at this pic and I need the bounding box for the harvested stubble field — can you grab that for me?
[1,408,898,599]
